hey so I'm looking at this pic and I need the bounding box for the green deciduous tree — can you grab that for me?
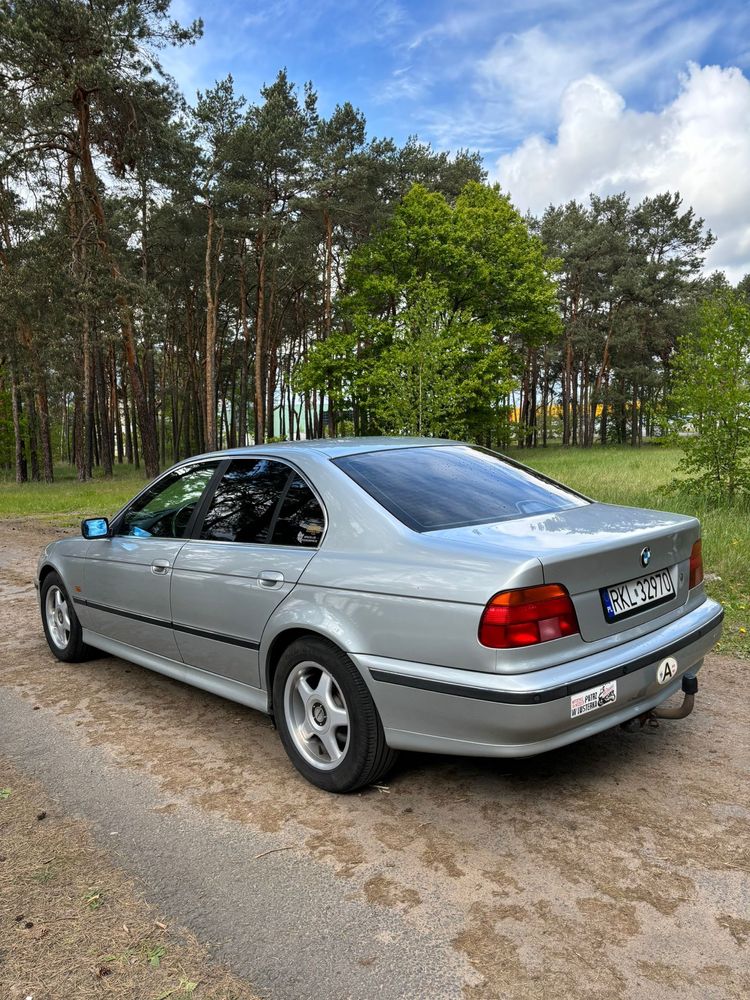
[298,182,556,444]
[359,279,513,438]
[670,287,750,500]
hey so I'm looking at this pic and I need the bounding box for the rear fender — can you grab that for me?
[260,588,373,694]
[259,582,504,692]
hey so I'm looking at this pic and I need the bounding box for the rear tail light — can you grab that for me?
[478,584,580,649]
[689,539,704,589]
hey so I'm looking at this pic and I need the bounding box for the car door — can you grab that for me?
[170,458,326,687]
[81,462,220,660]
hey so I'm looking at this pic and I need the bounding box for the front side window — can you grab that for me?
[199,459,291,543]
[334,446,587,532]
[271,474,325,546]
[117,463,218,539]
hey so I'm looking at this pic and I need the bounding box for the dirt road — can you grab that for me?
[1,520,748,999]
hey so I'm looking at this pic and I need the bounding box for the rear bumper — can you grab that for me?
[355,598,724,757]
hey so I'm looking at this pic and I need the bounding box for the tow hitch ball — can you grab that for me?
[621,674,698,730]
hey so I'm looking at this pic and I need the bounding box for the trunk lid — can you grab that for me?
[433,502,700,641]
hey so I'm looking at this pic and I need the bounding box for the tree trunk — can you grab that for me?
[304,393,312,440]
[35,377,54,483]
[83,311,95,477]
[562,335,573,446]
[73,391,86,481]
[9,361,27,483]
[588,330,611,447]
[254,228,267,444]
[204,202,219,451]
[122,373,133,465]
[183,393,191,458]
[528,349,538,448]
[266,347,277,439]
[73,85,159,477]
[600,370,609,446]
[112,349,124,464]
[237,238,251,447]
[323,208,333,338]
[131,401,140,470]
[16,319,53,483]
[95,343,113,476]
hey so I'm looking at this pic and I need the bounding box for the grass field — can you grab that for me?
[0,462,144,520]
[1,445,747,656]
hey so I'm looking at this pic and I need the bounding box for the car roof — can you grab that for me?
[187,436,463,463]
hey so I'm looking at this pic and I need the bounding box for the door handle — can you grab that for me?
[151,559,171,576]
[258,570,284,589]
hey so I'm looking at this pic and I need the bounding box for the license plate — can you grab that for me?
[571,680,617,718]
[601,568,674,622]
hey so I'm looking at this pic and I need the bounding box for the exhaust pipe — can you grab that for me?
[621,674,698,730]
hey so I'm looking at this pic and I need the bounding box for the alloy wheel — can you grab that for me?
[283,660,350,770]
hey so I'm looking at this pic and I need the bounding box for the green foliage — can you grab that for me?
[145,943,167,968]
[670,288,750,500]
[355,279,512,438]
[0,0,728,474]
[0,384,14,466]
[0,1,202,179]
[537,192,714,447]
[298,182,557,442]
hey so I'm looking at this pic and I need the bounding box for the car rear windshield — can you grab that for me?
[333,445,588,531]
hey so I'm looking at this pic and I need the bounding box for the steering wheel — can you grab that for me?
[170,503,195,538]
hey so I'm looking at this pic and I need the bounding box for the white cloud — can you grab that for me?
[494,64,750,280]
[471,7,721,134]
[373,66,428,105]
[397,3,734,162]
[477,26,592,126]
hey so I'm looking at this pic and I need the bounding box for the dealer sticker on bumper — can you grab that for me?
[570,680,617,719]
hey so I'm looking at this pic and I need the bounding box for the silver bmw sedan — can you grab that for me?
[37,438,723,792]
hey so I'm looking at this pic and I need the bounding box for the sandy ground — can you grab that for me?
[0,519,748,999]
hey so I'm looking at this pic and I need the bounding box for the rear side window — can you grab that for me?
[200,459,291,543]
[272,474,325,547]
[333,446,587,532]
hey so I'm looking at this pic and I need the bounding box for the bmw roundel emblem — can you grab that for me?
[640,546,652,568]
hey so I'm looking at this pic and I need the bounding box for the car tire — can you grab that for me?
[273,636,399,793]
[40,571,95,663]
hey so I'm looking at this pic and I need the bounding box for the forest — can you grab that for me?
[0,0,744,484]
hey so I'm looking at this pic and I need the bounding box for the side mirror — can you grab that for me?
[81,517,110,539]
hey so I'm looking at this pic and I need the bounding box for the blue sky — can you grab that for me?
[166,0,749,157]
[164,1,750,277]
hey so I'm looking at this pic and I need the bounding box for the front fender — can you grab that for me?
[35,537,90,607]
